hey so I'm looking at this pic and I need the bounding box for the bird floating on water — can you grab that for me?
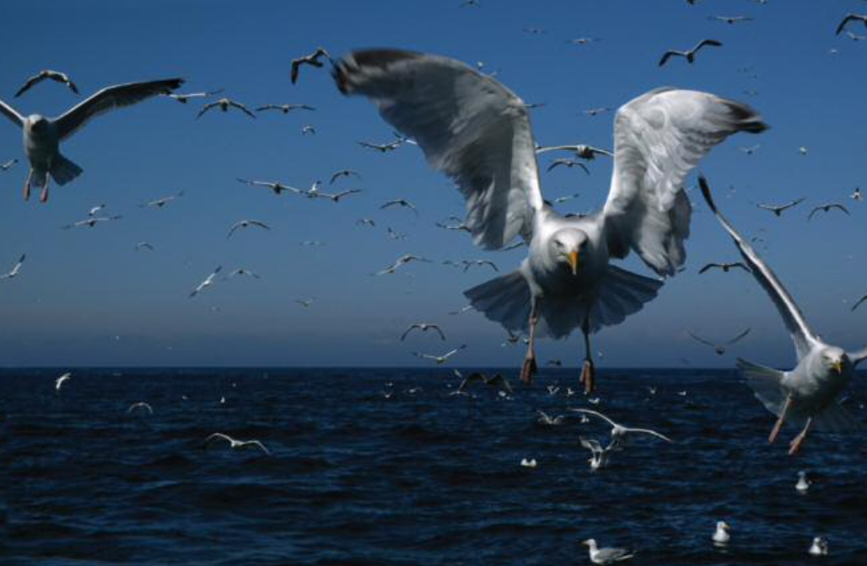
[712,521,731,546]
[582,539,634,564]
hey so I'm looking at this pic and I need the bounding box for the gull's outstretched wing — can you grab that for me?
[603,88,766,276]
[570,408,618,428]
[0,99,25,128]
[699,175,820,359]
[687,331,717,348]
[726,327,751,345]
[54,78,184,140]
[334,49,544,249]
[624,427,673,442]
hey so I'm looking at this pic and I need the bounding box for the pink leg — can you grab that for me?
[23,170,32,201]
[580,320,595,394]
[788,417,812,456]
[769,396,793,444]
[40,177,49,203]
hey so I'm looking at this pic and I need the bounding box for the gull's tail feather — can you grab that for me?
[50,154,83,186]
[813,402,862,433]
[738,358,786,415]
[464,270,531,332]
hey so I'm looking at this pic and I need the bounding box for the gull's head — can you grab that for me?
[716,521,730,532]
[551,228,587,275]
[581,539,596,549]
[821,347,848,375]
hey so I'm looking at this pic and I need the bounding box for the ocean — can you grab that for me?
[2,368,865,565]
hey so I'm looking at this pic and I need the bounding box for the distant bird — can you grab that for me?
[189,266,222,298]
[386,227,407,240]
[798,146,809,156]
[141,190,183,209]
[411,344,466,364]
[846,31,867,41]
[236,178,296,196]
[454,369,513,394]
[546,158,590,174]
[380,198,419,215]
[850,188,863,201]
[850,292,867,312]
[571,408,673,448]
[291,47,332,84]
[461,259,499,273]
[376,254,431,275]
[0,254,25,279]
[756,198,805,217]
[448,305,475,316]
[14,70,79,98]
[0,158,18,171]
[796,470,811,493]
[809,537,829,557]
[401,323,446,341]
[126,402,154,415]
[553,193,581,205]
[520,458,537,467]
[582,107,612,117]
[314,188,362,202]
[582,539,634,564]
[205,432,271,455]
[739,144,761,155]
[688,328,751,355]
[709,15,753,24]
[712,521,731,545]
[135,242,154,252]
[255,103,316,114]
[55,372,72,391]
[523,27,546,35]
[295,298,315,308]
[567,37,600,45]
[227,219,270,239]
[537,410,566,425]
[546,359,563,367]
[698,262,749,274]
[227,268,261,279]
[460,0,480,7]
[808,203,849,220]
[330,169,361,184]
[546,385,560,396]
[658,39,723,66]
[164,88,224,104]
[836,13,867,35]
[62,215,122,229]
[536,144,613,160]
[356,218,376,227]
[196,98,256,119]
[579,438,613,471]
[0,77,183,202]
[87,203,106,216]
[358,139,402,153]
[436,217,472,232]
[301,125,316,135]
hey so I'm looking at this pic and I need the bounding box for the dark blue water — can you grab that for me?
[2,368,866,565]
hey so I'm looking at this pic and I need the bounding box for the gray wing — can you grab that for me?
[603,88,766,276]
[687,331,718,348]
[334,49,545,249]
[596,548,634,562]
[699,175,819,359]
[54,78,184,140]
[0,98,25,128]
[726,327,751,345]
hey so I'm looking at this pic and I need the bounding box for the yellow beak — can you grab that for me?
[832,361,843,374]
[568,251,579,275]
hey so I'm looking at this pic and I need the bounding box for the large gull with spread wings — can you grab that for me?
[334,49,765,392]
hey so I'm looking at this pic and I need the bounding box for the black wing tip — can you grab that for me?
[723,100,769,133]
[697,174,718,213]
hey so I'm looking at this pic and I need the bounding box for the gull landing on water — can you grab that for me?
[334,49,765,394]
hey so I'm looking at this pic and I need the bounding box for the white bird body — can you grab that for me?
[796,471,811,493]
[582,539,634,564]
[809,537,828,556]
[712,521,731,545]
[55,372,71,391]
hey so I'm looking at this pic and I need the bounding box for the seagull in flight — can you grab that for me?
[582,107,612,117]
[567,37,600,45]
[55,372,72,391]
[380,198,419,215]
[836,13,867,35]
[197,98,256,119]
[808,203,849,220]
[334,48,764,392]
[165,88,224,104]
[227,219,270,239]
[0,158,18,171]
[0,77,183,203]
[314,188,363,202]
[658,39,723,67]
[291,47,332,84]
[850,188,863,202]
[135,242,154,252]
[537,410,566,425]
[739,144,761,155]
[330,169,362,184]
[295,298,315,308]
[572,408,673,449]
[436,217,472,232]
[698,262,749,274]
[701,175,867,455]
[709,15,753,24]
[546,158,590,174]
[688,328,751,355]
[401,323,446,341]
[376,254,432,275]
[454,370,513,394]
[227,268,261,279]
[412,344,467,364]
[205,433,271,455]
[15,70,79,98]
[189,266,222,298]
[358,139,403,153]
[0,254,26,280]
[461,259,499,273]
[579,437,614,471]
[236,178,296,196]
[255,103,316,114]
[536,144,613,160]
[756,198,805,217]
[87,203,106,216]
[141,190,183,209]
[62,215,122,229]
[127,402,154,415]
[356,218,376,228]
[553,193,581,205]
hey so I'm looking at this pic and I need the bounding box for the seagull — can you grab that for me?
[436,217,472,232]
[0,254,26,279]
[851,292,867,312]
[295,298,315,308]
[582,539,634,564]
[700,175,867,456]
[189,266,222,298]
[62,215,122,229]
[0,78,183,203]
[448,305,475,316]
[523,27,546,35]
[196,98,256,119]
[356,218,376,228]
[227,268,261,279]
[291,47,332,84]
[809,537,829,556]
[546,158,590,174]
[567,37,600,45]
[688,328,751,355]
[796,470,811,493]
[461,259,499,273]
[454,369,513,394]
[401,323,446,341]
[460,0,480,7]
[553,193,581,205]
[846,31,867,41]
[333,49,765,392]
[301,125,316,135]
[204,433,271,455]
[547,385,560,396]
[165,88,224,104]
[141,190,183,209]
[571,408,673,448]
[712,521,731,545]
[55,372,72,391]
[850,188,862,201]
[579,437,613,470]
[14,70,79,98]
[126,402,154,415]
[836,13,867,35]
[330,169,362,184]
[739,144,761,155]
[709,15,753,24]
[808,203,849,220]
[380,199,419,215]
[1,158,18,171]
[520,458,537,467]
[699,262,749,274]
[255,103,316,114]
[376,254,432,275]
[756,198,805,217]
[358,140,403,152]
[537,410,566,425]
[411,344,467,364]
[386,227,407,241]
[87,203,106,216]
[314,188,362,202]
[798,146,809,156]
[236,178,297,196]
[536,144,613,160]
[658,39,723,66]
[227,219,270,239]
[135,242,154,252]
[547,359,563,367]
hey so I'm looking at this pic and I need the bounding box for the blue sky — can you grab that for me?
[0,0,866,368]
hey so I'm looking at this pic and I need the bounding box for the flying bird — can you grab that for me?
[380,198,419,215]
[127,402,154,415]
[701,175,867,455]
[739,144,761,155]
[537,410,566,425]
[836,13,867,35]
[141,190,183,209]
[850,188,862,202]
[62,215,122,229]
[658,39,723,67]
[15,70,79,98]
[536,144,612,160]
[572,408,673,449]
[808,203,849,220]
[688,328,751,355]
[227,268,261,279]
[0,254,26,280]
[205,433,271,455]
[330,169,361,184]
[135,242,154,252]
[1,158,18,171]
[376,254,432,275]
[255,103,316,114]
[227,219,270,239]
[314,188,362,202]
[334,49,765,392]
[358,139,403,152]
[582,107,612,117]
[197,98,256,119]
[401,323,446,341]
[698,262,749,274]
[461,259,499,273]
[236,178,296,196]
[0,78,184,202]
[454,370,513,394]
[295,298,315,308]
[189,266,222,298]
[553,193,581,205]
[809,537,829,557]
[291,47,332,84]
[579,437,614,471]
[756,198,805,217]
[436,217,472,232]
[411,344,467,364]
[301,125,316,135]
[55,372,72,391]
[709,15,753,24]
[356,218,376,227]
[546,158,590,174]
[165,89,224,104]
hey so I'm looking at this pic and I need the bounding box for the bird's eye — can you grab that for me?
[555,240,563,248]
